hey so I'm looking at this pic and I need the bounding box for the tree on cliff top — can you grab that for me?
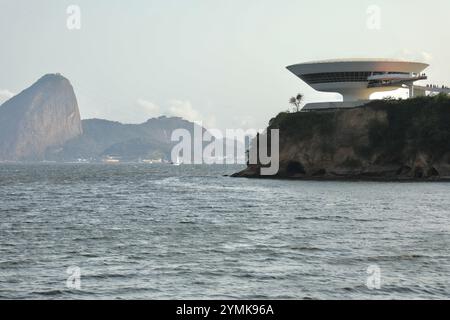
[289,94,303,112]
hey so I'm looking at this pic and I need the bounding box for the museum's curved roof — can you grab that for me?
[287,59,429,75]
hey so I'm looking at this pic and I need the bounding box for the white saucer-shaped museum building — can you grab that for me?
[287,59,429,102]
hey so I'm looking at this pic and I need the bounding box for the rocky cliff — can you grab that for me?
[0,74,82,160]
[233,95,450,180]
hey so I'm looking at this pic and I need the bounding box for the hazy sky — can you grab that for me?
[1,0,449,129]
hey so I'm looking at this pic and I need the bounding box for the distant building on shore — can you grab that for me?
[103,156,120,164]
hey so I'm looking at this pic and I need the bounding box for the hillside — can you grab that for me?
[48,116,203,161]
[0,74,82,160]
[233,95,450,180]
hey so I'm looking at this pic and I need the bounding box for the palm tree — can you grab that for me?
[289,94,303,112]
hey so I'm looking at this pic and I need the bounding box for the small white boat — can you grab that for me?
[173,156,182,166]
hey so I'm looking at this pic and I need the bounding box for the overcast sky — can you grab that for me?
[1,0,449,129]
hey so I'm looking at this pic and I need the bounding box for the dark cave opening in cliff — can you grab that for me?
[286,161,306,175]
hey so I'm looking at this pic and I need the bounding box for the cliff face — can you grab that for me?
[0,74,82,161]
[234,95,450,180]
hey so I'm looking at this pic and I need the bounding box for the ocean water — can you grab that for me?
[0,163,448,300]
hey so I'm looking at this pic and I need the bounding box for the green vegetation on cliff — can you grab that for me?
[365,94,450,160]
[269,94,450,161]
[237,94,450,180]
[268,109,337,139]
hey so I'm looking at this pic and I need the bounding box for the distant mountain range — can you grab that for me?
[0,74,247,162]
[48,116,203,162]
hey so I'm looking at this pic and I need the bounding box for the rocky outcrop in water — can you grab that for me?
[0,74,82,161]
[233,95,450,180]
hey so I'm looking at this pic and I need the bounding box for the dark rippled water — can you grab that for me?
[0,164,449,299]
